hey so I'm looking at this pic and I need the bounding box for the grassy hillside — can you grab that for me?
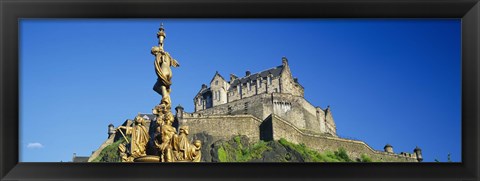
[91,135,373,162]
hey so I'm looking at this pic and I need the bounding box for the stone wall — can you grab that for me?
[265,114,418,162]
[178,114,262,143]
[279,63,304,97]
[194,92,336,136]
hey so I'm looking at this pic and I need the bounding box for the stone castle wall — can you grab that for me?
[176,110,418,162]
[178,114,262,143]
[194,92,336,136]
[263,114,418,162]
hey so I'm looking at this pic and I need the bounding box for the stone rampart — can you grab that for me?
[179,113,262,143]
[194,92,336,136]
[265,114,418,162]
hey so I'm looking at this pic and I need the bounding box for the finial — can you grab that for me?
[157,23,167,48]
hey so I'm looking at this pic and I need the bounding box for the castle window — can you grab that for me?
[237,86,241,94]
[244,102,249,114]
[258,79,262,88]
[267,76,272,85]
[247,82,251,91]
[215,80,218,85]
[217,91,221,100]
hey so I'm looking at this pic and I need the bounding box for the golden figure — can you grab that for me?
[157,112,177,162]
[151,24,180,108]
[174,126,202,162]
[117,24,201,163]
[117,116,150,159]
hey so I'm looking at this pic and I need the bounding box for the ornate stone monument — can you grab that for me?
[116,24,201,162]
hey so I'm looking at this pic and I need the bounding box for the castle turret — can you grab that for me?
[414,146,423,162]
[384,144,394,153]
[108,123,115,138]
[175,104,184,119]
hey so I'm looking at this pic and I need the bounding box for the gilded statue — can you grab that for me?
[175,126,202,162]
[156,111,177,162]
[151,24,180,108]
[116,24,201,162]
[117,116,150,160]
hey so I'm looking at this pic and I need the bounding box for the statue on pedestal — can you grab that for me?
[147,24,201,162]
[151,23,180,108]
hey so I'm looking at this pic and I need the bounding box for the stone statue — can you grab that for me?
[117,116,150,160]
[151,24,180,108]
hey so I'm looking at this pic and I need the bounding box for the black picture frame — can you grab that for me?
[1,0,479,180]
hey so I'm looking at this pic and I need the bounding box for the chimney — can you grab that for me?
[246,70,251,76]
[201,84,207,89]
[230,74,237,82]
[282,56,288,66]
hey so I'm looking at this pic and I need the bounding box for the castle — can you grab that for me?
[192,57,337,137]
[173,57,423,162]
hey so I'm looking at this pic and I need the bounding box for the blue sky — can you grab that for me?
[19,19,461,162]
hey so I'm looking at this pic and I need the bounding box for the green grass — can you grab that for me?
[217,135,272,162]
[359,154,373,162]
[278,138,354,162]
[91,138,126,162]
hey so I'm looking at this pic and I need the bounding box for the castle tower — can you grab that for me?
[384,144,394,153]
[108,123,115,138]
[209,71,229,107]
[414,146,423,162]
[175,104,184,121]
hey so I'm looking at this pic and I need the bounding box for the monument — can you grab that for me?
[115,24,202,162]
[89,24,422,163]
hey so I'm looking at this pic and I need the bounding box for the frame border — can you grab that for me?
[1,0,479,180]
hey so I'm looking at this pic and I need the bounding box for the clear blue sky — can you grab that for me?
[19,19,461,162]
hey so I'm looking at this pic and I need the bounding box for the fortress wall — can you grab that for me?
[271,93,322,134]
[179,114,262,143]
[268,115,417,162]
[195,92,331,135]
[195,93,270,120]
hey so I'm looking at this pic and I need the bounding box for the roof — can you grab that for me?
[209,71,226,84]
[138,113,155,121]
[229,65,284,89]
[198,87,211,95]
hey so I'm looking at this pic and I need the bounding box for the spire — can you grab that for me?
[157,23,167,49]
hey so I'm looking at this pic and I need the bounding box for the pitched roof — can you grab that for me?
[229,65,284,89]
[138,113,155,121]
[209,71,226,84]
